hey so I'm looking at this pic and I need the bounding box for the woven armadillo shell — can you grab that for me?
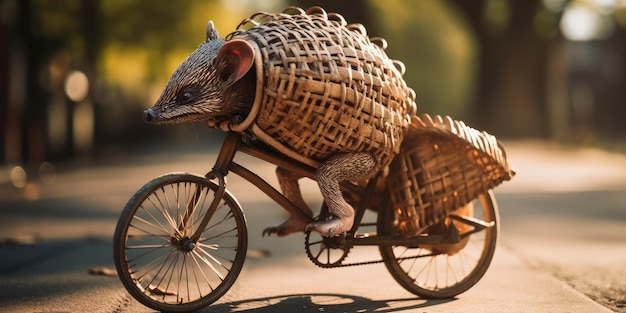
[211,7,417,169]
[387,114,514,232]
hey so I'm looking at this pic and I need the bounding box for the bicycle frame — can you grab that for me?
[189,132,492,247]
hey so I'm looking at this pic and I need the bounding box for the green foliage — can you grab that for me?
[99,0,195,50]
[367,0,476,117]
[22,0,473,115]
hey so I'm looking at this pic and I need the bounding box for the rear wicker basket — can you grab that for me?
[387,114,514,235]
[208,6,417,169]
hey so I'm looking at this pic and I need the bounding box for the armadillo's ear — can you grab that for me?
[215,39,255,85]
[206,21,219,41]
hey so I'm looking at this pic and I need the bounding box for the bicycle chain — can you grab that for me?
[304,220,433,269]
[308,250,431,268]
[304,222,418,269]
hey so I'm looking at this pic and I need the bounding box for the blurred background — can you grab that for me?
[1,0,626,180]
[1,2,626,310]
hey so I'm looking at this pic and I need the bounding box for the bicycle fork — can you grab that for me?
[177,135,238,250]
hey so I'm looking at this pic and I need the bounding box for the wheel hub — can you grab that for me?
[171,236,196,252]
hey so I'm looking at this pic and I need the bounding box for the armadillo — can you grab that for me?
[144,6,417,237]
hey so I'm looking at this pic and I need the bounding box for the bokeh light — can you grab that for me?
[64,70,89,102]
[10,166,27,188]
[39,162,57,184]
[23,183,41,202]
[560,2,614,41]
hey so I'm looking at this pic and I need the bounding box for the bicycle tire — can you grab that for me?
[113,173,247,312]
[378,191,499,298]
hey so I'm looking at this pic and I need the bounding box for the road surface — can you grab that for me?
[0,138,624,312]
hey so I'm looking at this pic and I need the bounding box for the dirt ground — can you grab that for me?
[555,266,626,312]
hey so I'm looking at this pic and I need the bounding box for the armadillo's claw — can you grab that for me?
[262,227,279,237]
[305,216,352,238]
[263,216,309,237]
[305,222,336,237]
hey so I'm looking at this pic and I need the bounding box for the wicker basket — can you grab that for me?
[207,6,417,169]
[387,114,514,236]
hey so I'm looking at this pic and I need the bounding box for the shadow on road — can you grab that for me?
[202,293,455,312]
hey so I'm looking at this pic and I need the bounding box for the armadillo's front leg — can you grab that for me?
[262,167,313,237]
[307,152,377,237]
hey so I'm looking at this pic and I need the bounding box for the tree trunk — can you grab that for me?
[0,14,8,163]
[449,0,549,137]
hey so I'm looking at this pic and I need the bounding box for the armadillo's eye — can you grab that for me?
[178,90,194,102]
[177,84,200,103]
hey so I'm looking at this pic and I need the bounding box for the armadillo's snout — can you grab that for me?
[143,108,157,123]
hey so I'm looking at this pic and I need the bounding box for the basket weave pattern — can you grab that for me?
[221,7,417,168]
[387,114,514,235]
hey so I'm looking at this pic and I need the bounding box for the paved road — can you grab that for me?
[0,139,624,312]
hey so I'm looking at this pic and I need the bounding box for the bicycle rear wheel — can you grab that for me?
[114,173,247,312]
[378,191,499,298]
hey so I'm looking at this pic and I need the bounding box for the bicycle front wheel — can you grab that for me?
[378,191,499,298]
[113,173,247,312]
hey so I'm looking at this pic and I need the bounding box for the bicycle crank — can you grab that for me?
[304,230,352,268]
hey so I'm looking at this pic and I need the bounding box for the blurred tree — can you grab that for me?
[367,0,476,117]
[0,1,9,163]
[448,0,550,137]
[12,0,57,165]
[0,0,234,164]
[448,0,626,141]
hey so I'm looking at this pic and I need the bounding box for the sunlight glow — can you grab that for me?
[560,3,614,41]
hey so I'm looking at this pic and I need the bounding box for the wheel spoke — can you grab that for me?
[190,250,215,291]
[130,214,171,237]
[180,183,205,236]
[197,202,230,237]
[149,189,180,236]
[188,253,205,298]
[126,244,171,249]
[380,192,499,298]
[159,252,180,300]
[128,247,171,276]
[141,247,178,292]
[192,249,225,281]
[200,226,238,243]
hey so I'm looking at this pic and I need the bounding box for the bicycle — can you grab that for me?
[113,123,507,312]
